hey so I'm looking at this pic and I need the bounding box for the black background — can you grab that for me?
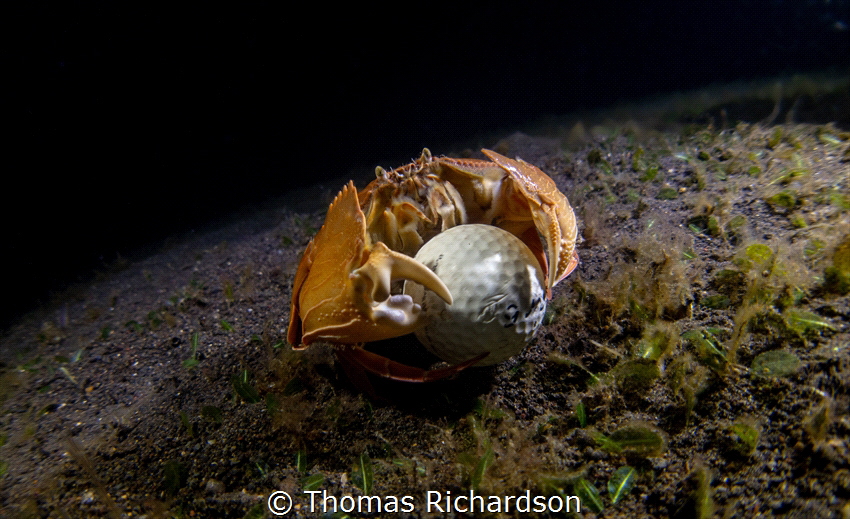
[4,1,849,323]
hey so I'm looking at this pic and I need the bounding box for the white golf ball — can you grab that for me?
[403,224,547,366]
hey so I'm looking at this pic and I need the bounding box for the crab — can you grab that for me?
[287,148,578,384]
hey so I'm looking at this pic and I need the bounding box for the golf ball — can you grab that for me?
[403,224,547,366]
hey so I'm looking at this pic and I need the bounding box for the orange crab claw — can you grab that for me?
[287,181,452,348]
[428,149,579,296]
[480,149,579,292]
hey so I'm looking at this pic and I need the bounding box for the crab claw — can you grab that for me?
[288,181,452,347]
[481,149,579,292]
[351,242,452,321]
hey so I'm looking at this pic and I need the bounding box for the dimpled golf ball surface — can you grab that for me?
[403,224,546,366]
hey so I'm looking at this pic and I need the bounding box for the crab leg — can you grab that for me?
[339,347,489,382]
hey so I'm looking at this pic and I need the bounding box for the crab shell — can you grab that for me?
[286,149,578,382]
